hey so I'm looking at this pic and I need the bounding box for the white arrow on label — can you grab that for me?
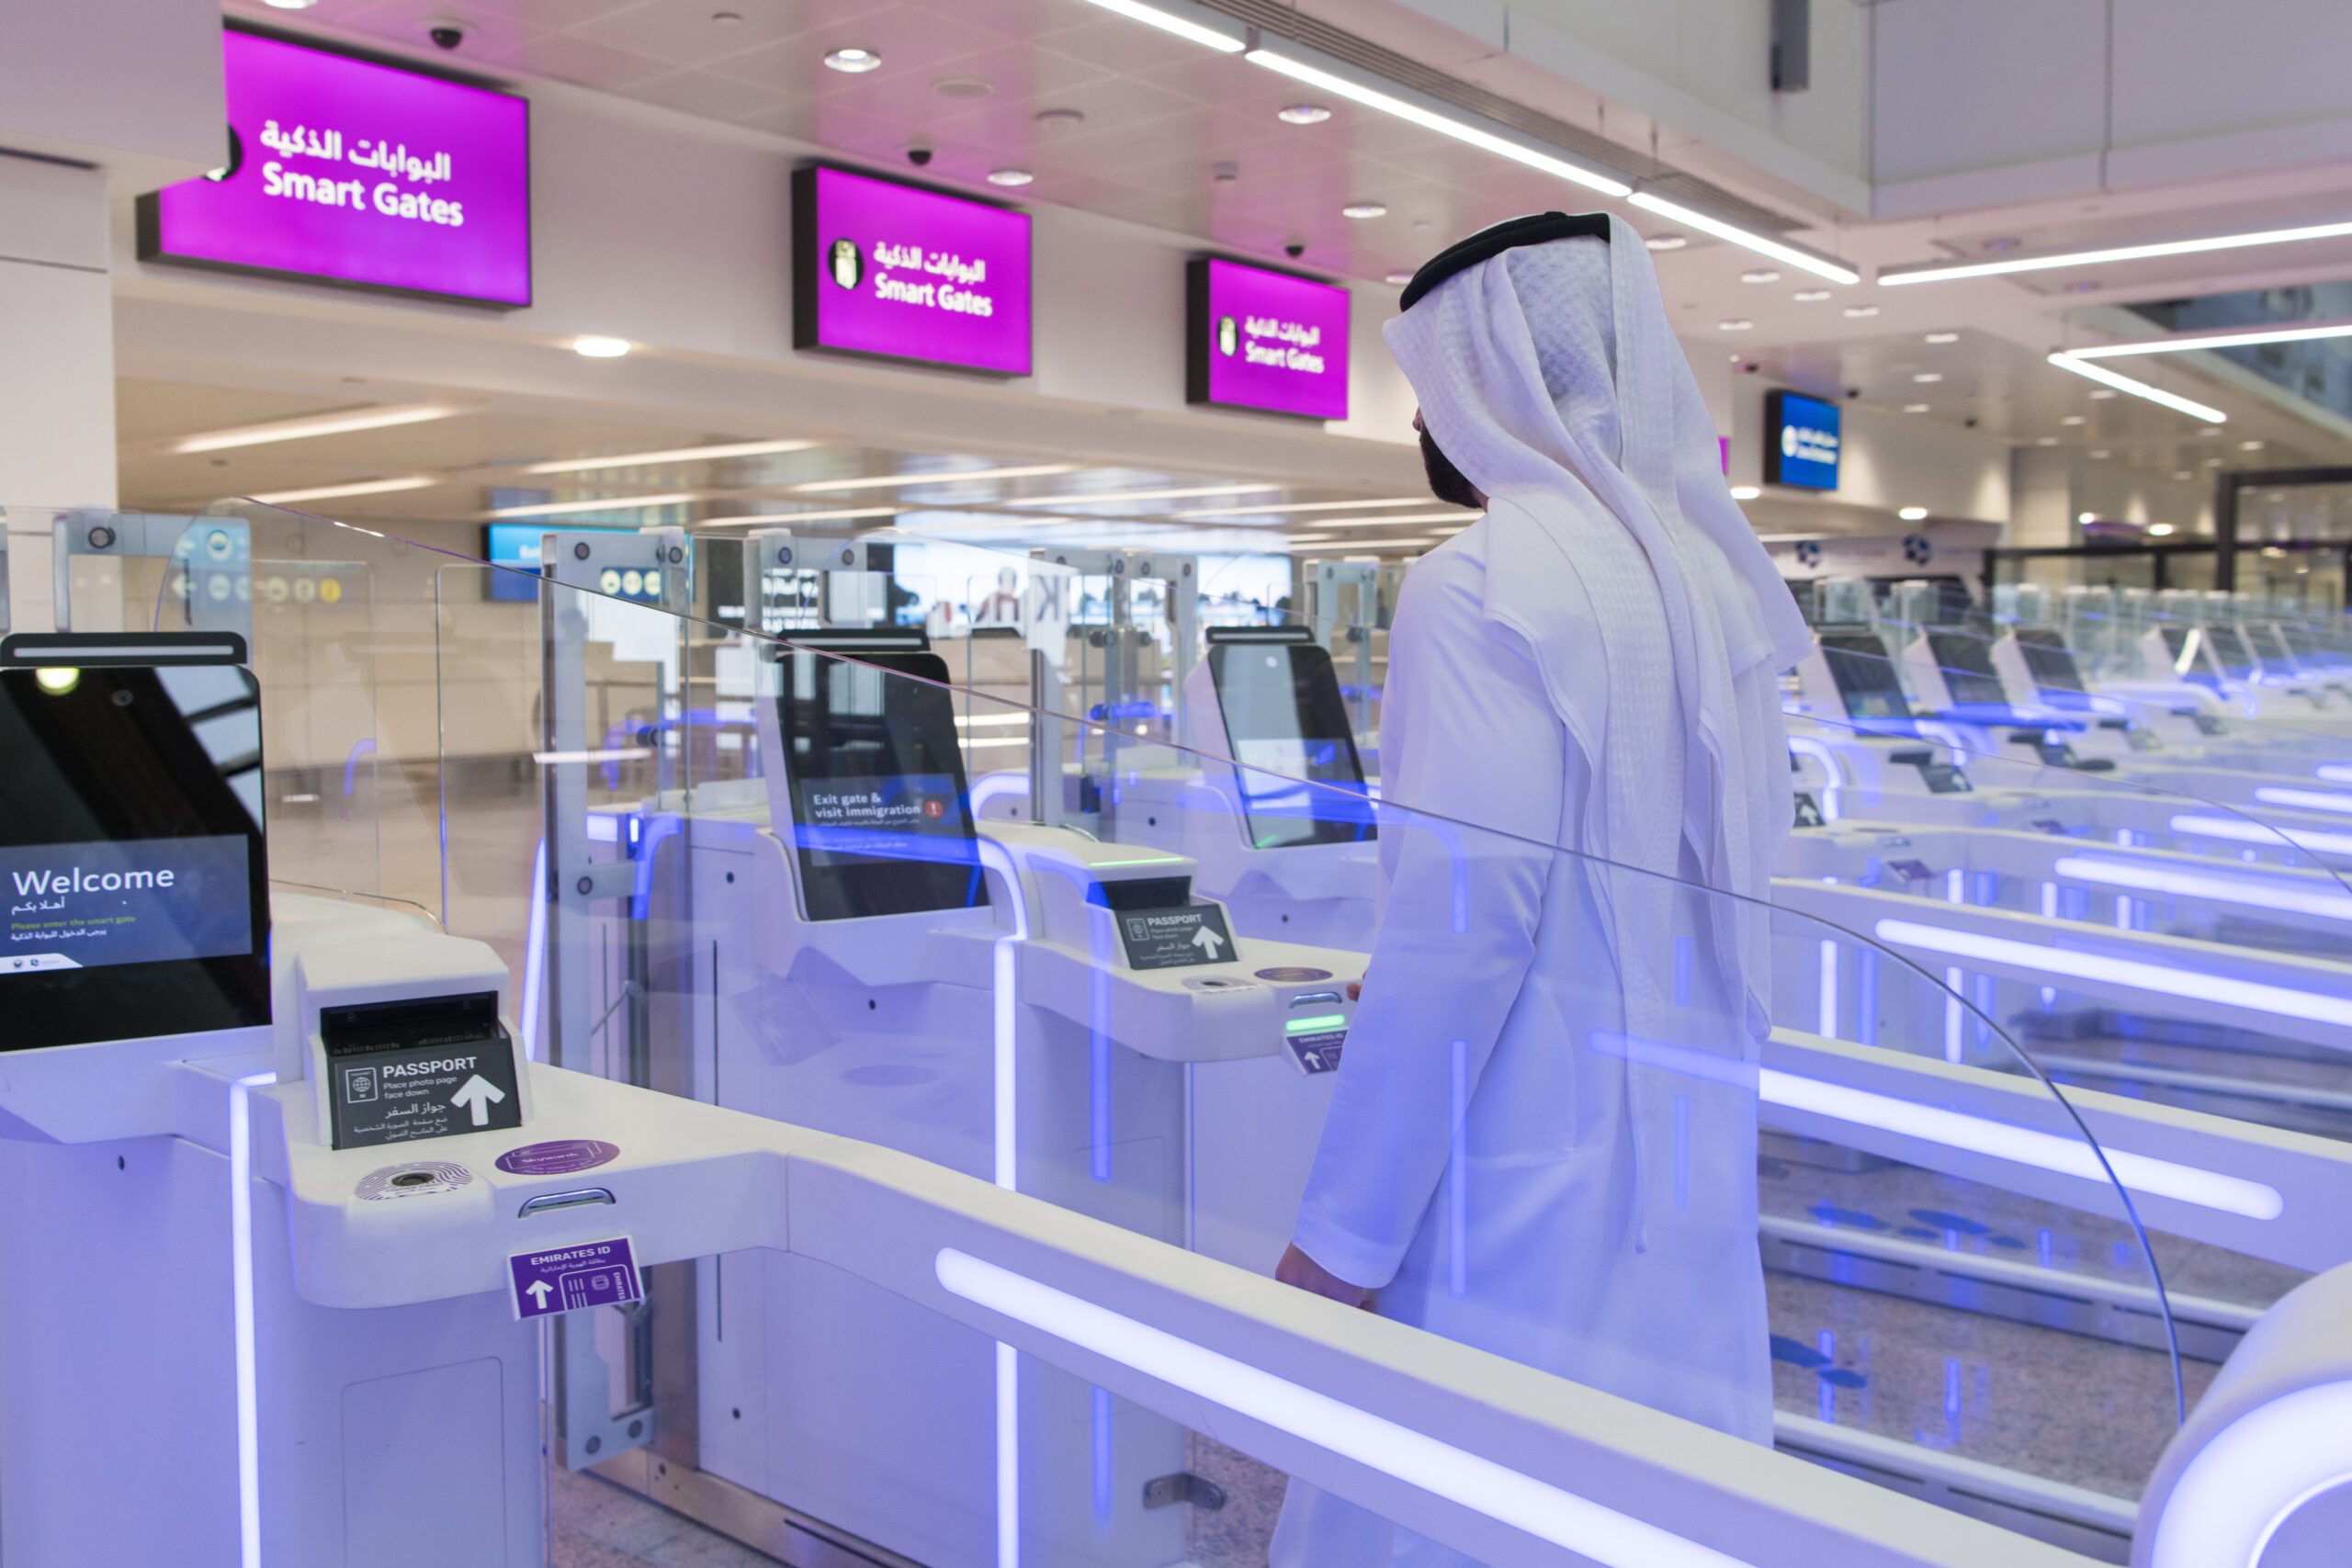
[1190,923,1227,960]
[526,1280,552,1309]
[451,1074,507,1127]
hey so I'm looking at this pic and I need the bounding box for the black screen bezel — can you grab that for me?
[773,646,990,921]
[1207,639,1374,849]
[0,664,272,1051]
[1816,631,1908,719]
[1926,632,2009,707]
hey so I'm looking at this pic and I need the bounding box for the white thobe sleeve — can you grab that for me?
[1290,543,1571,1290]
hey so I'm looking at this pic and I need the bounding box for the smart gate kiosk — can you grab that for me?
[559,594,1363,1568]
[0,631,546,1565]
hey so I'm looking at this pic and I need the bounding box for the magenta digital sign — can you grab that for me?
[1187,257,1351,421]
[792,165,1032,377]
[139,30,531,308]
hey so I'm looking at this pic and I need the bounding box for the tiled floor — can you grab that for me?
[552,1467,782,1568]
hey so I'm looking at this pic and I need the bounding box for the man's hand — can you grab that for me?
[1276,1243,1373,1310]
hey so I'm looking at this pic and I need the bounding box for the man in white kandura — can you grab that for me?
[1271,213,1814,1566]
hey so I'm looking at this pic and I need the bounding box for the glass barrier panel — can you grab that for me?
[209,502,2352,1567]
[406,540,2222,1565]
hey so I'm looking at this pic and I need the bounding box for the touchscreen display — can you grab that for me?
[2211,626,2262,682]
[1927,633,2009,708]
[0,662,270,1048]
[1817,633,1909,720]
[2014,627,2086,694]
[1208,640,1374,849]
[6,835,252,973]
[775,648,989,921]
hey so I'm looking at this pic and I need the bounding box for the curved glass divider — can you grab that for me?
[393,534,2222,1564]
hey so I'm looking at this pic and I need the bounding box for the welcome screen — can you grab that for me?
[4,834,254,975]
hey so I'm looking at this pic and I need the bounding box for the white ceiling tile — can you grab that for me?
[563,0,828,68]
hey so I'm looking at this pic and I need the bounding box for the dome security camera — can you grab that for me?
[425,17,467,50]
[906,142,935,168]
[1283,240,1306,260]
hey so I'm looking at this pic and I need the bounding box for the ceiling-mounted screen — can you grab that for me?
[139,29,532,308]
[1187,257,1351,421]
[1764,389,1840,491]
[792,164,1032,377]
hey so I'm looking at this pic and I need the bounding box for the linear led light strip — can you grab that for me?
[486,492,703,519]
[934,1248,1758,1568]
[2052,853,2352,923]
[2254,785,2352,817]
[1880,218,2352,287]
[523,439,820,475]
[2064,320,2352,360]
[1874,916,2352,1030]
[247,477,435,505]
[2047,353,2229,424]
[793,464,1079,494]
[1593,1029,2282,1219]
[1071,0,1860,287]
[173,402,457,454]
[2171,812,2352,861]
[1761,1068,2283,1220]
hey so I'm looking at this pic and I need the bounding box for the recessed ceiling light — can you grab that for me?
[1897,506,1928,522]
[2149,523,2177,536]
[2201,426,2224,435]
[823,46,883,73]
[172,403,459,454]
[2036,436,2061,446]
[1718,319,1755,332]
[1903,403,1930,413]
[933,75,992,98]
[1740,269,1781,284]
[1843,305,1880,319]
[2240,439,2267,451]
[2205,456,2225,467]
[262,0,318,7]
[2173,470,2192,480]
[1792,288,1831,302]
[2088,389,2119,399]
[1341,201,1388,220]
[2061,414,2087,425]
[1278,104,1332,125]
[1385,270,1412,285]
[1730,485,1762,501]
[1912,371,1942,383]
[711,10,744,23]
[247,476,436,505]
[1645,234,1689,252]
[2077,511,2098,525]
[1924,331,1960,344]
[2090,448,2110,458]
[1035,107,1086,131]
[987,167,1035,186]
[571,335,632,358]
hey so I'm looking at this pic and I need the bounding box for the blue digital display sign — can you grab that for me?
[481,522,655,603]
[1765,389,1841,491]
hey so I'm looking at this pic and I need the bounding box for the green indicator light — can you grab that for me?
[1284,1014,1347,1034]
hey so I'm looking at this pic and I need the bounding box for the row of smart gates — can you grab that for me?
[2,506,2350,1568]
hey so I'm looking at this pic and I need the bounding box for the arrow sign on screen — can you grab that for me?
[526,1280,552,1309]
[451,1075,508,1127]
[1190,924,1227,960]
